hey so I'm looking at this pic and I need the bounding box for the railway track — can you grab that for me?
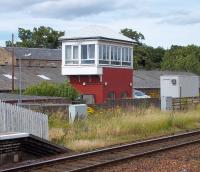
[1,130,200,172]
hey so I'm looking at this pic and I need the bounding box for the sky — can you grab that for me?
[0,0,200,48]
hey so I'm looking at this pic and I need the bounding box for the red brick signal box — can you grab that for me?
[60,26,134,104]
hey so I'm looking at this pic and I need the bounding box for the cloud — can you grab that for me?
[0,0,45,12]
[1,0,200,48]
[29,0,138,20]
[0,0,139,19]
[1,0,198,25]
[158,11,200,25]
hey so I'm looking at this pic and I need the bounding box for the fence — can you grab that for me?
[0,102,48,139]
[18,103,70,118]
[172,97,200,111]
[106,98,160,109]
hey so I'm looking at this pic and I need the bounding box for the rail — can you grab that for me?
[1,129,200,172]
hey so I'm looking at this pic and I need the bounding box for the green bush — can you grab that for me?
[23,81,79,100]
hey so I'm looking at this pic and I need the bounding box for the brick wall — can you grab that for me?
[0,48,15,65]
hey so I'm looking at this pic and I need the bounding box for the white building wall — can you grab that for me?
[160,75,199,98]
[61,39,133,76]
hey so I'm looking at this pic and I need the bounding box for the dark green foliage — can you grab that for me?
[5,40,12,47]
[161,45,200,75]
[23,81,79,100]
[134,44,165,69]
[120,28,145,44]
[120,28,165,70]
[6,26,64,49]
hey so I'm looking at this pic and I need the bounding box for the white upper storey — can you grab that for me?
[60,26,134,75]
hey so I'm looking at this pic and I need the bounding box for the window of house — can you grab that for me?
[103,45,107,60]
[65,45,72,64]
[99,45,103,59]
[89,44,95,59]
[81,45,87,60]
[107,46,110,60]
[111,46,114,61]
[99,44,109,65]
[114,46,118,60]
[122,47,131,66]
[73,46,78,60]
[118,47,121,61]
[98,44,132,67]
[65,45,79,64]
[111,46,120,65]
[81,44,95,64]
[129,48,133,62]
[126,48,129,61]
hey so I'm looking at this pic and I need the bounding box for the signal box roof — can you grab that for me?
[59,26,135,44]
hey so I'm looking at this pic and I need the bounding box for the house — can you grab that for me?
[0,47,14,65]
[60,26,134,104]
[4,47,61,67]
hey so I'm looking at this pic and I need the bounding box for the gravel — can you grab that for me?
[93,143,200,172]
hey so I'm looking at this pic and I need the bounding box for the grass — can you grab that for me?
[48,106,200,152]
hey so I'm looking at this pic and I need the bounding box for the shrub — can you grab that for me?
[23,81,79,100]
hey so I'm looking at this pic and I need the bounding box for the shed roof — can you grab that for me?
[134,70,200,89]
[0,66,199,91]
[4,47,61,61]
[0,66,65,91]
[60,26,134,43]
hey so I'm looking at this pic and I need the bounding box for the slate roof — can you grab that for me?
[0,66,199,91]
[4,47,61,61]
[0,66,65,91]
[134,70,200,89]
[60,26,134,43]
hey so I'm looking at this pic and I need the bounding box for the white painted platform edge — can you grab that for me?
[0,132,30,140]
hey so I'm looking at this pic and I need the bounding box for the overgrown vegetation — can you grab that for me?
[23,81,79,100]
[49,106,200,152]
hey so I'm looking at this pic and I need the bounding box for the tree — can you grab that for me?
[120,28,145,44]
[5,41,12,47]
[120,28,165,69]
[134,45,165,69]
[161,45,200,75]
[6,26,64,49]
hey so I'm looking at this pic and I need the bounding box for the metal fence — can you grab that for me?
[0,102,48,139]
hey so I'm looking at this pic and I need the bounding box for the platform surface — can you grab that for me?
[0,132,29,140]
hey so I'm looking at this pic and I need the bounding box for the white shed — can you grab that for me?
[160,75,199,98]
